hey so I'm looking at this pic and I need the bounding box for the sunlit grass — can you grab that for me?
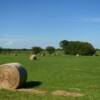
[0,54,100,100]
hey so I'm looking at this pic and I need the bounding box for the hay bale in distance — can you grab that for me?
[13,53,17,56]
[76,54,80,57]
[29,54,37,60]
[0,63,27,89]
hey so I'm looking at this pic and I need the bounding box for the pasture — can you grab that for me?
[0,54,100,100]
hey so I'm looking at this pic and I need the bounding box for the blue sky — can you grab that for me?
[0,0,100,48]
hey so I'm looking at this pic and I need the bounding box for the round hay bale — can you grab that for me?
[13,53,17,56]
[76,54,80,57]
[0,63,27,89]
[29,54,37,60]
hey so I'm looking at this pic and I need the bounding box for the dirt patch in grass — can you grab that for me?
[16,89,84,97]
[18,89,48,95]
[51,90,84,97]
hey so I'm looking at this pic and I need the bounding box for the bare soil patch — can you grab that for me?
[16,89,84,97]
[51,90,84,97]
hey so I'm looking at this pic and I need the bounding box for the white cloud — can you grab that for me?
[5,41,13,46]
[47,17,100,23]
[84,17,100,22]
[0,39,14,47]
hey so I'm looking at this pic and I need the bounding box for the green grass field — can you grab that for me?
[0,54,100,100]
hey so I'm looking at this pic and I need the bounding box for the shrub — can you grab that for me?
[46,46,55,54]
[0,47,2,53]
[59,40,96,56]
[32,47,42,54]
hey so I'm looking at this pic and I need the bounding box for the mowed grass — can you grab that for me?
[0,54,100,100]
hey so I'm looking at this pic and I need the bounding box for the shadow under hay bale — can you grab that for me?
[20,81,42,89]
[0,63,27,89]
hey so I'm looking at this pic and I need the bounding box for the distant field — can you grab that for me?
[0,54,100,100]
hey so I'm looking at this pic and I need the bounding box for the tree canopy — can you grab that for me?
[46,46,55,54]
[59,40,96,55]
[32,47,43,54]
[0,47,2,53]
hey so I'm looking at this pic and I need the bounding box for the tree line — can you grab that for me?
[0,40,96,56]
[60,40,96,56]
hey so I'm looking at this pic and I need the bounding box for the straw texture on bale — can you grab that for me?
[0,63,27,89]
[29,54,37,60]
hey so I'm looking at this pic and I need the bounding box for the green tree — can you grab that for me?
[79,42,96,55]
[60,40,69,49]
[46,46,55,54]
[0,47,2,53]
[59,40,96,56]
[32,47,42,54]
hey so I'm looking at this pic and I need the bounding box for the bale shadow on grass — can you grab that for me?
[20,81,42,89]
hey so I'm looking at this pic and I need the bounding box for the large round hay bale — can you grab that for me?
[29,54,37,60]
[0,63,27,89]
